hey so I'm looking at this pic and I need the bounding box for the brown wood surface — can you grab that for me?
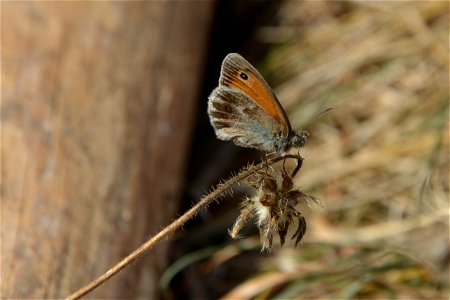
[1,2,214,299]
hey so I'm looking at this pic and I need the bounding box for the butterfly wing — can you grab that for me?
[208,87,288,152]
[218,53,291,133]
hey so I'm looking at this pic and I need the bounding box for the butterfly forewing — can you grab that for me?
[218,53,291,134]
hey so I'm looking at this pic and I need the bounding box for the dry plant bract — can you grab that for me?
[230,158,316,251]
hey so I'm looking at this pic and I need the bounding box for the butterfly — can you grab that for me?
[207,53,309,155]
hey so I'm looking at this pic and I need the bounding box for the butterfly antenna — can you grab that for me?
[301,107,332,130]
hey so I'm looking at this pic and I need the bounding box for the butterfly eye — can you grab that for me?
[239,72,248,80]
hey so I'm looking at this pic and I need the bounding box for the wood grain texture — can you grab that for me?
[1,1,214,298]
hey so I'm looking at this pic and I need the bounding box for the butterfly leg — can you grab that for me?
[290,152,304,178]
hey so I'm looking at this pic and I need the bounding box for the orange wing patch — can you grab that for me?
[226,69,286,126]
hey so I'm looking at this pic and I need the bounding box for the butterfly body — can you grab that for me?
[208,53,308,154]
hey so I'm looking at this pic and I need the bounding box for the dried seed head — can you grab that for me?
[229,164,315,252]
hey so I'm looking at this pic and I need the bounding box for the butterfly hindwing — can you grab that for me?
[208,87,287,152]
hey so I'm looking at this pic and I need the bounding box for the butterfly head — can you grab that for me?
[272,130,309,155]
[289,131,309,149]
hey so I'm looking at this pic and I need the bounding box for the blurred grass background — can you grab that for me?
[168,1,448,299]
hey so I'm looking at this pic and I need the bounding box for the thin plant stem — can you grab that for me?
[66,154,303,300]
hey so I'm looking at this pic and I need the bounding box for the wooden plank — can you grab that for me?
[1,1,214,298]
